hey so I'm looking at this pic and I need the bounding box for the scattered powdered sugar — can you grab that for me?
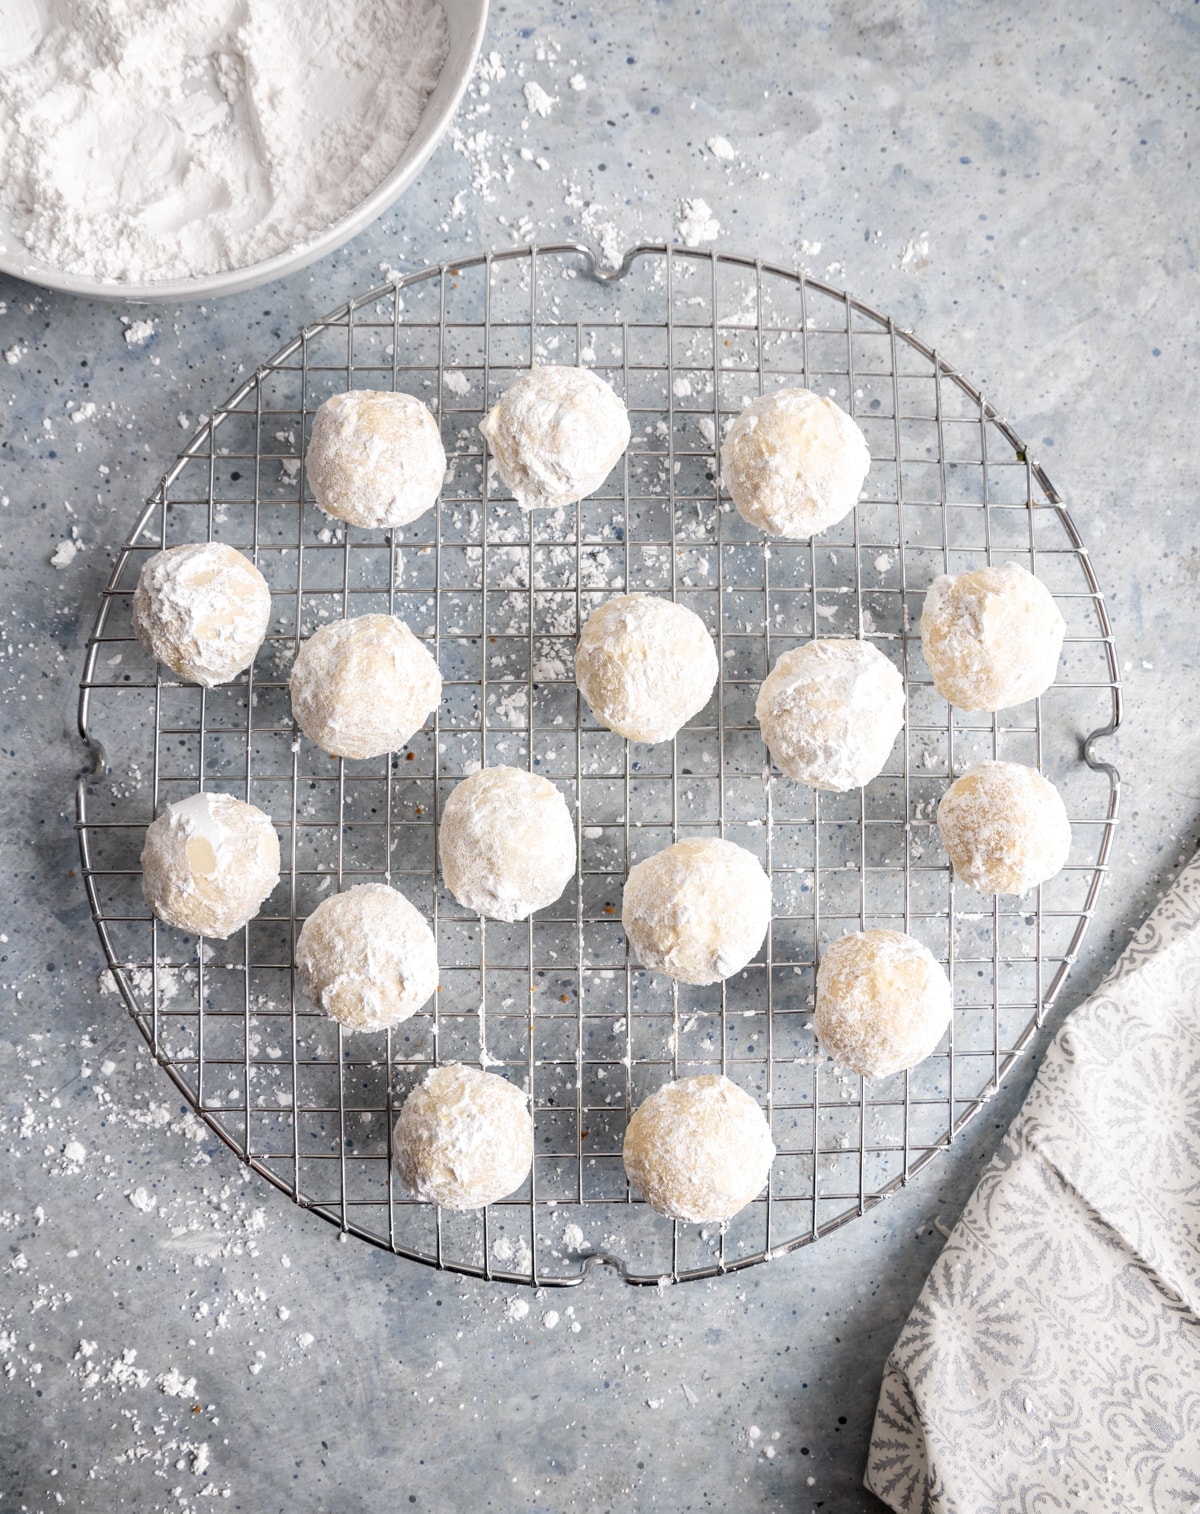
[121,318,156,347]
[900,232,932,272]
[158,1366,198,1398]
[675,198,721,247]
[523,81,556,118]
[491,1233,533,1274]
[0,0,448,282]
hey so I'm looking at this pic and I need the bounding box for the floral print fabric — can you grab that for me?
[867,856,1200,1512]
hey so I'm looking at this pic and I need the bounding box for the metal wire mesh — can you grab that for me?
[76,244,1121,1286]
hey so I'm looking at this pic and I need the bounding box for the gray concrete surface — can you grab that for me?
[2,1,1197,1510]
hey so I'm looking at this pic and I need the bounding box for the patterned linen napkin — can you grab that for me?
[866,855,1200,1513]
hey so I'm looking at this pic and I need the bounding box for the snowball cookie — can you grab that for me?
[815,929,952,1079]
[920,561,1066,712]
[439,766,576,922]
[937,760,1071,896]
[720,387,870,538]
[393,1064,533,1210]
[756,639,904,791]
[479,365,631,511]
[141,791,280,939]
[290,613,441,760]
[132,541,270,687]
[296,883,438,1032]
[623,1074,775,1224]
[575,594,718,743]
[622,837,771,986]
[305,390,446,529]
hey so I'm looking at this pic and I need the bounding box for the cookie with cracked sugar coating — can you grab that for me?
[133,541,270,687]
[289,613,441,760]
[920,561,1065,712]
[306,389,446,529]
[623,1074,776,1223]
[815,929,952,1079]
[479,365,630,511]
[438,766,576,922]
[296,882,437,1032]
[141,791,279,939]
[937,760,1071,895]
[393,1065,533,1210]
[621,837,771,986]
[720,386,870,538]
[756,638,904,791]
[576,593,718,743]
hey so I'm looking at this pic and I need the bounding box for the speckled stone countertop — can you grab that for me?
[2,3,1196,1510]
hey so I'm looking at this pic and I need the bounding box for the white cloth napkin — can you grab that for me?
[866,855,1200,1512]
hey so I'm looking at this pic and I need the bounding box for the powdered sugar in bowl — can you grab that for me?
[0,0,488,301]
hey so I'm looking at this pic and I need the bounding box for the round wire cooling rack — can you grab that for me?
[76,244,1122,1287]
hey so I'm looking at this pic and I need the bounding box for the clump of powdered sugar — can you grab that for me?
[675,198,721,247]
[0,0,448,283]
[522,81,556,118]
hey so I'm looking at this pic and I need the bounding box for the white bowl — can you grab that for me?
[0,0,488,303]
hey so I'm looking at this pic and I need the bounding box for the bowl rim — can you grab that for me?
[0,0,489,304]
